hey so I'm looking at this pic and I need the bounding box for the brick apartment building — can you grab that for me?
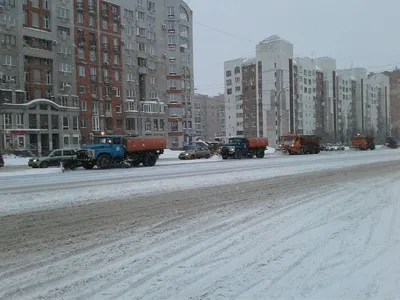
[74,0,124,144]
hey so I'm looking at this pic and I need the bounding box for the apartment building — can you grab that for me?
[383,69,400,139]
[193,93,225,139]
[117,0,194,148]
[224,57,245,137]
[256,35,294,147]
[241,58,257,137]
[73,0,124,144]
[0,0,80,154]
[294,57,318,135]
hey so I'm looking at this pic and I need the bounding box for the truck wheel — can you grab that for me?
[144,153,157,167]
[205,154,211,159]
[131,161,141,167]
[234,150,243,159]
[255,151,265,158]
[314,148,320,154]
[97,155,111,169]
[83,163,94,170]
[370,145,375,150]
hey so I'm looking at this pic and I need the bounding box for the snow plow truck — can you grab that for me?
[279,133,321,155]
[351,134,375,150]
[74,135,166,169]
[219,137,268,159]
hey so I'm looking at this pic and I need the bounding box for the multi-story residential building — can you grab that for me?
[73,0,124,144]
[383,69,400,139]
[256,35,294,147]
[193,93,225,139]
[120,1,167,138]
[241,58,257,137]
[294,57,318,135]
[0,0,80,154]
[224,57,245,137]
[118,0,194,148]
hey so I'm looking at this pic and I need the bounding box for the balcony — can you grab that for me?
[104,77,112,84]
[77,2,84,11]
[90,75,97,83]
[113,45,120,53]
[102,9,108,18]
[113,12,119,21]
[103,43,109,52]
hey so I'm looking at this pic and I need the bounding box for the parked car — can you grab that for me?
[178,146,211,160]
[0,153,4,167]
[28,149,78,168]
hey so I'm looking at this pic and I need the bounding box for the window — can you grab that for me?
[81,100,87,111]
[43,15,49,29]
[81,117,87,128]
[79,66,85,76]
[148,46,154,55]
[168,6,175,16]
[4,55,12,66]
[226,70,231,77]
[150,91,157,99]
[102,20,108,30]
[136,11,145,21]
[168,35,175,44]
[77,12,83,23]
[92,116,100,131]
[234,66,240,74]
[169,79,176,88]
[79,85,85,94]
[63,116,69,129]
[32,12,40,27]
[227,88,232,94]
[73,116,78,130]
[147,1,155,10]
[126,73,135,82]
[150,77,155,84]
[126,89,135,98]
[125,101,136,111]
[168,64,176,74]
[116,105,121,113]
[125,9,134,19]
[114,71,120,81]
[115,88,121,97]
[89,15,94,26]
[32,0,39,7]
[57,7,70,19]
[113,55,119,65]
[137,0,143,6]
[147,16,155,24]
[59,63,72,73]
[113,22,118,32]
[145,119,151,131]
[125,118,136,130]
[137,26,146,36]
[138,42,146,52]
[90,50,96,61]
[168,21,175,30]
[170,121,178,132]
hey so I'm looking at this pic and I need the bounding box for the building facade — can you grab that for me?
[0,0,80,154]
[383,69,400,140]
[256,35,294,147]
[193,93,225,139]
[117,0,194,148]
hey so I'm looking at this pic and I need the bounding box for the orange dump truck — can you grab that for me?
[279,133,321,155]
[351,135,375,150]
[219,137,268,159]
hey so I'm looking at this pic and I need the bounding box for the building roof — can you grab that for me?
[259,35,291,44]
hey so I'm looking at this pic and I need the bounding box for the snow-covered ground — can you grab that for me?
[0,158,400,299]
[0,148,399,215]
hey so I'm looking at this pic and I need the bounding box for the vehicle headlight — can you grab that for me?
[229,146,235,151]
[33,159,39,162]
[185,153,190,156]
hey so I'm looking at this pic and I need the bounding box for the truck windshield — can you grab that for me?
[228,138,243,143]
[280,136,295,141]
[93,137,113,144]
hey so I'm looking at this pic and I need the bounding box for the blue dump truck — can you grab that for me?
[219,137,269,159]
[73,135,166,169]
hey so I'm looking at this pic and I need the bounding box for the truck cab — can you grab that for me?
[219,137,267,159]
[81,135,126,168]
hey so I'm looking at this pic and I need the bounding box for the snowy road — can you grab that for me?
[0,148,399,214]
[1,151,400,299]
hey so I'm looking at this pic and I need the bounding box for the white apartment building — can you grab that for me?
[224,57,245,137]
[295,57,318,135]
[256,35,293,147]
[335,70,356,140]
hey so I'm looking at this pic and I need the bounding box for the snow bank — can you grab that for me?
[2,155,31,166]
[161,149,180,159]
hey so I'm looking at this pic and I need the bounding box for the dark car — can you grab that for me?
[0,153,4,167]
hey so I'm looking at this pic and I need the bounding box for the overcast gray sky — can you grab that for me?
[189,0,400,96]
